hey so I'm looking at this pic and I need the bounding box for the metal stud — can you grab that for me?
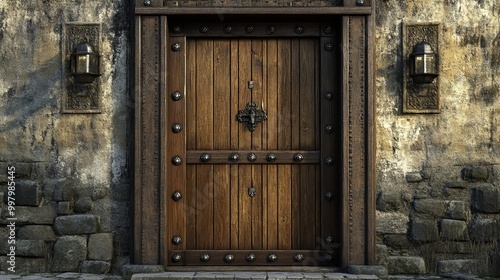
[246,253,256,262]
[324,43,334,52]
[325,254,334,262]
[224,25,233,33]
[200,153,211,162]
[324,157,334,166]
[247,153,257,162]
[326,235,335,244]
[266,26,275,35]
[171,91,182,101]
[224,254,234,263]
[324,92,333,101]
[293,153,304,162]
[266,153,277,162]
[172,123,182,133]
[172,253,182,263]
[172,191,182,201]
[323,25,333,34]
[356,0,364,5]
[171,43,182,52]
[229,153,239,162]
[294,26,304,34]
[293,254,304,262]
[143,0,151,6]
[172,26,182,34]
[324,124,334,134]
[172,235,182,245]
[200,253,210,262]
[172,156,182,166]
[246,25,255,33]
[199,25,209,33]
[268,254,277,262]
[325,191,334,201]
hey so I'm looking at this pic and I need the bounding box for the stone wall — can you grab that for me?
[0,0,499,277]
[0,0,131,274]
[376,0,500,276]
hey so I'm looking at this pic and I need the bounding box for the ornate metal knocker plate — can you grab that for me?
[237,102,267,132]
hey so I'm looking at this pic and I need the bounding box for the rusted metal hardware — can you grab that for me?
[248,187,257,197]
[237,102,267,132]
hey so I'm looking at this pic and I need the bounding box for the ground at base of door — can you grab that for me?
[1,272,498,280]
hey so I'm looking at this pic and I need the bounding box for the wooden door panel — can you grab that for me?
[169,36,336,265]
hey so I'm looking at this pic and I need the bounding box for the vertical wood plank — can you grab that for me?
[136,16,161,264]
[265,39,278,250]
[238,39,252,250]
[290,39,301,249]
[213,39,231,250]
[251,39,264,250]
[185,39,197,250]
[166,30,186,260]
[277,39,292,250]
[230,39,240,250]
[195,39,214,250]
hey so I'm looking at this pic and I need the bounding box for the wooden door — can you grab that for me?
[165,23,340,266]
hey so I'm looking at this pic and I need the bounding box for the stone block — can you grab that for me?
[131,272,195,280]
[413,199,447,218]
[0,240,46,257]
[17,225,57,241]
[405,172,423,183]
[88,233,113,261]
[52,235,87,272]
[14,180,42,206]
[45,178,74,201]
[74,196,93,213]
[376,211,409,234]
[437,259,478,275]
[376,191,406,211]
[462,166,489,182]
[410,218,439,241]
[469,216,498,242]
[12,163,32,178]
[79,260,111,274]
[57,201,72,215]
[387,256,426,275]
[376,244,388,267]
[440,219,469,241]
[122,265,165,280]
[54,214,99,235]
[0,205,56,225]
[384,234,412,249]
[0,256,47,273]
[347,265,388,278]
[446,200,470,221]
[471,185,500,213]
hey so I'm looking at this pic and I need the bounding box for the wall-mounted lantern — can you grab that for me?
[403,23,440,113]
[409,42,438,84]
[71,42,101,83]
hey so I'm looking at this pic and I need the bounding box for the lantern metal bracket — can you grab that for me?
[62,22,102,113]
[402,22,440,114]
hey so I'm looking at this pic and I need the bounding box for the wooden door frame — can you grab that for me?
[132,1,376,270]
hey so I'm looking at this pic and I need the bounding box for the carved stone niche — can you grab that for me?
[403,23,440,114]
[62,23,102,114]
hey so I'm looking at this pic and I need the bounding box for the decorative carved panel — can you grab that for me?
[403,23,440,113]
[62,23,102,113]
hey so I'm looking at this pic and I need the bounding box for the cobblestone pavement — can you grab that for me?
[0,272,498,280]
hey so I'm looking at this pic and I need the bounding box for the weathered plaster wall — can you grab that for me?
[0,0,131,274]
[376,0,500,276]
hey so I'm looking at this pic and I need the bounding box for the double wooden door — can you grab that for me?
[166,23,340,266]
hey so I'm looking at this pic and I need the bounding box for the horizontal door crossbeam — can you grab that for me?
[186,150,321,164]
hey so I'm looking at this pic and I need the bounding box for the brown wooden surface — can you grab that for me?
[135,7,372,15]
[134,10,376,268]
[168,250,340,266]
[134,15,163,264]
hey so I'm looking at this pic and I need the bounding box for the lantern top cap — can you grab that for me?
[75,42,95,55]
[412,41,435,55]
